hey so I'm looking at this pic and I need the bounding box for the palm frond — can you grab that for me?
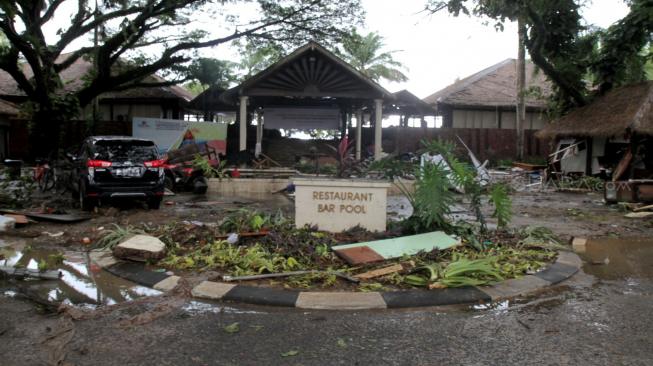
[489,183,512,228]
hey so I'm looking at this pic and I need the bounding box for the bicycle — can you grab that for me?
[33,156,74,193]
[33,158,55,192]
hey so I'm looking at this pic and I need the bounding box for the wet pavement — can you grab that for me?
[1,191,652,365]
[1,240,161,307]
[580,237,653,280]
[0,237,651,365]
[0,193,412,311]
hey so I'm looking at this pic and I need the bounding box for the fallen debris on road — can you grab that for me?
[332,231,460,265]
[113,234,167,262]
[223,270,360,283]
[354,264,404,280]
[0,265,61,280]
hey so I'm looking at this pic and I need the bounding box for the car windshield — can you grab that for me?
[91,140,158,162]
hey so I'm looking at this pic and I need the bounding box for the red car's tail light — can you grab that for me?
[144,159,166,168]
[87,160,112,168]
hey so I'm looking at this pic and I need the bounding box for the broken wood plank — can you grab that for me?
[332,231,460,265]
[3,214,28,225]
[624,212,653,219]
[634,204,653,212]
[354,264,403,280]
[612,148,632,182]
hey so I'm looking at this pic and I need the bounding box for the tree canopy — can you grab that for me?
[426,0,653,113]
[0,0,364,153]
[338,30,408,83]
[186,58,237,93]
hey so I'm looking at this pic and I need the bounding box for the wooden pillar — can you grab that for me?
[374,99,383,160]
[340,109,347,139]
[585,137,593,176]
[239,96,248,152]
[255,111,263,157]
[356,109,362,160]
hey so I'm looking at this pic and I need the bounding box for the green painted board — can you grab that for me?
[332,231,460,260]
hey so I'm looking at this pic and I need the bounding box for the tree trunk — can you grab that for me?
[30,109,63,160]
[516,17,527,161]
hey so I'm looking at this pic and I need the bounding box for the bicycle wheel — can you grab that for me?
[35,168,45,191]
[41,168,55,192]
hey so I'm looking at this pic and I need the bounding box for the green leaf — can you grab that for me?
[489,183,512,228]
[37,259,49,272]
[404,274,429,287]
[251,215,265,231]
[337,338,347,348]
[223,322,240,334]
[280,350,299,357]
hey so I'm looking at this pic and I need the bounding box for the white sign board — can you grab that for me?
[293,178,390,232]
[264,107,340,130]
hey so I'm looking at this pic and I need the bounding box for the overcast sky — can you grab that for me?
[42,0,631,99]
[360,0,631,98]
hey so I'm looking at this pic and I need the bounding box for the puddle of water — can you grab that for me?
[387,195,413,221]
[1,244,161,306]
[580,237,653,280]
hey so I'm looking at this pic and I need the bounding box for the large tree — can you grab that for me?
[426,0,653,113]
[338,30,408,83]
[0,0,364,155]
[236,41,285,80]
[185,58,237,93]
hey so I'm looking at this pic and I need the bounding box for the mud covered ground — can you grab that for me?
[1,189,652,365]
[5,189,648,248]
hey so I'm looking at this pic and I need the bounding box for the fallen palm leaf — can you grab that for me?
[224,322,240,334]
[281,350,299,357]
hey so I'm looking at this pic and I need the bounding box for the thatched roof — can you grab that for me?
[224,41,393,100]
[0,54,193,102]
[536,81,653,139]
[188,86,237,112]
[423,59,551,109]
[0,99,18,115]
[385,89,437,116]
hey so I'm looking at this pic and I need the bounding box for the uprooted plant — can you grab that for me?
[397,139,513,234]
[366,155,416,179]
[192,155,228,179]
[402,230,558,288]
[149,202,558,291]
[404,257,503,288]
[95,224,146,250]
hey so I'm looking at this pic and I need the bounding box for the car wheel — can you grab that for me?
[147,197,162,210]
[192,177,208,194]
[164,176,175,192]
[79,180,96,211]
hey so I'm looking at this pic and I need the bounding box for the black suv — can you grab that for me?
[71,136,165,210]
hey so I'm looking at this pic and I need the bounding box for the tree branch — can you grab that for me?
[0,49,36,97]
[525,5,587,107]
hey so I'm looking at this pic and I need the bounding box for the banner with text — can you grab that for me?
[132,117,227,154]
